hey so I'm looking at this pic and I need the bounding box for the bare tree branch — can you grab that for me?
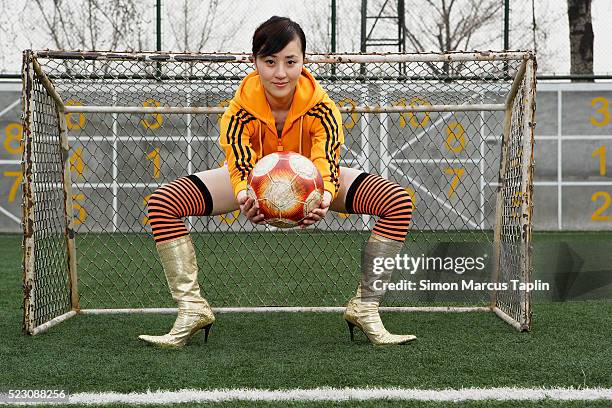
[303,1,332,53]
[33,0,63,48]
[196,0,219,51]
[28,0,142,51]
[165,0,248,53]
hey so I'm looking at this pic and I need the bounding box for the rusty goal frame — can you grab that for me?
[21,50,536,335]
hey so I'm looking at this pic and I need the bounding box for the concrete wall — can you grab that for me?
[2,81,611,233]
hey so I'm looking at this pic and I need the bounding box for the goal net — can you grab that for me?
[21,50,536,335]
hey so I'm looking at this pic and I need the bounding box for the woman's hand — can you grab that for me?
[237,190,266,225]
[299,191,332,228]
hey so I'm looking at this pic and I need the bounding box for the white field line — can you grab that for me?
[13,387,612,405]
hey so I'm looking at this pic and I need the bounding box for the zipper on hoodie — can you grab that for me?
[276,125,283,151]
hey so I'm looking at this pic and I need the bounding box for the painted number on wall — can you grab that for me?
[3,171,22,202]
[4,123,23,155]
[70,147,85,180]
[337,98,358,130]
[72,193,87,224]
[142,194,152,225]
[444,122,466,153]
[592,145,606,176]
[141,99,163,129]
[591,191,611,221]
[65,100,86,130]
[398,97,431,128]
[444,167,465,198]
[146,148,161,179]
[591,97,610,127]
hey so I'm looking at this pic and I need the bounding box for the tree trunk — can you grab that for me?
[567,0,593,79]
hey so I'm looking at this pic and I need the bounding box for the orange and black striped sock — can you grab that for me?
[147,175,213,244]
[345,173,413,242]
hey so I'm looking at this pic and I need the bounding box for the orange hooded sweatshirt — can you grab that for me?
[219,67,344,199]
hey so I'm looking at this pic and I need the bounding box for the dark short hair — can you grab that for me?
[252,16,306,58]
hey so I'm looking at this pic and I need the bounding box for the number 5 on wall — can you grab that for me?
[72,193,87,225]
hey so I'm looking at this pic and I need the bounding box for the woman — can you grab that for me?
[138,16,416,348]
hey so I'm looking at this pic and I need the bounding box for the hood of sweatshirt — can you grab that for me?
[231,67,326,131]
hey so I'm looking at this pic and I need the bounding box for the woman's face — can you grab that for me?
[254,38,304,104]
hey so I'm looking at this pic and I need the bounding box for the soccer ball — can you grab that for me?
[247,151,324,228]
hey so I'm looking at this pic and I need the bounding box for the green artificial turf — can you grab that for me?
[1,232,611,407]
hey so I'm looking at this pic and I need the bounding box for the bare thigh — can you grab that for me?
[193,165,239,216]
[193,165,363,216]
[330,166,365,213]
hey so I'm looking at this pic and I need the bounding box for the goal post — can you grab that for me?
[492,57,536,331]
[21,50,536,335]
[22,50,79,334]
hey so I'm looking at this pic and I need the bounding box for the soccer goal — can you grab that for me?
[21,50,536,335]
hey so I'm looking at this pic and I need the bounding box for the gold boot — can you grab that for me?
[138,236,215,348]
[343,234,416,345]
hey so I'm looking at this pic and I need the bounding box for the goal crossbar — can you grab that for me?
[32,50,531,63]
[63,104,507,114]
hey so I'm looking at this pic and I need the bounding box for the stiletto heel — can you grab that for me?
[346,319,356,341]
[204,323,213,342]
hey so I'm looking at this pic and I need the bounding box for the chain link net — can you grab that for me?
[23,60,72,329]
[23,51,534,330]
[495,67,534,327]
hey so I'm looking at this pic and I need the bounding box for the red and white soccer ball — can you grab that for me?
[247,151,324,228]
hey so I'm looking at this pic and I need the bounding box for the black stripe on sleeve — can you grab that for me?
[227,109,256,182]
[307,103,341,190]
[312,103,341,187]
